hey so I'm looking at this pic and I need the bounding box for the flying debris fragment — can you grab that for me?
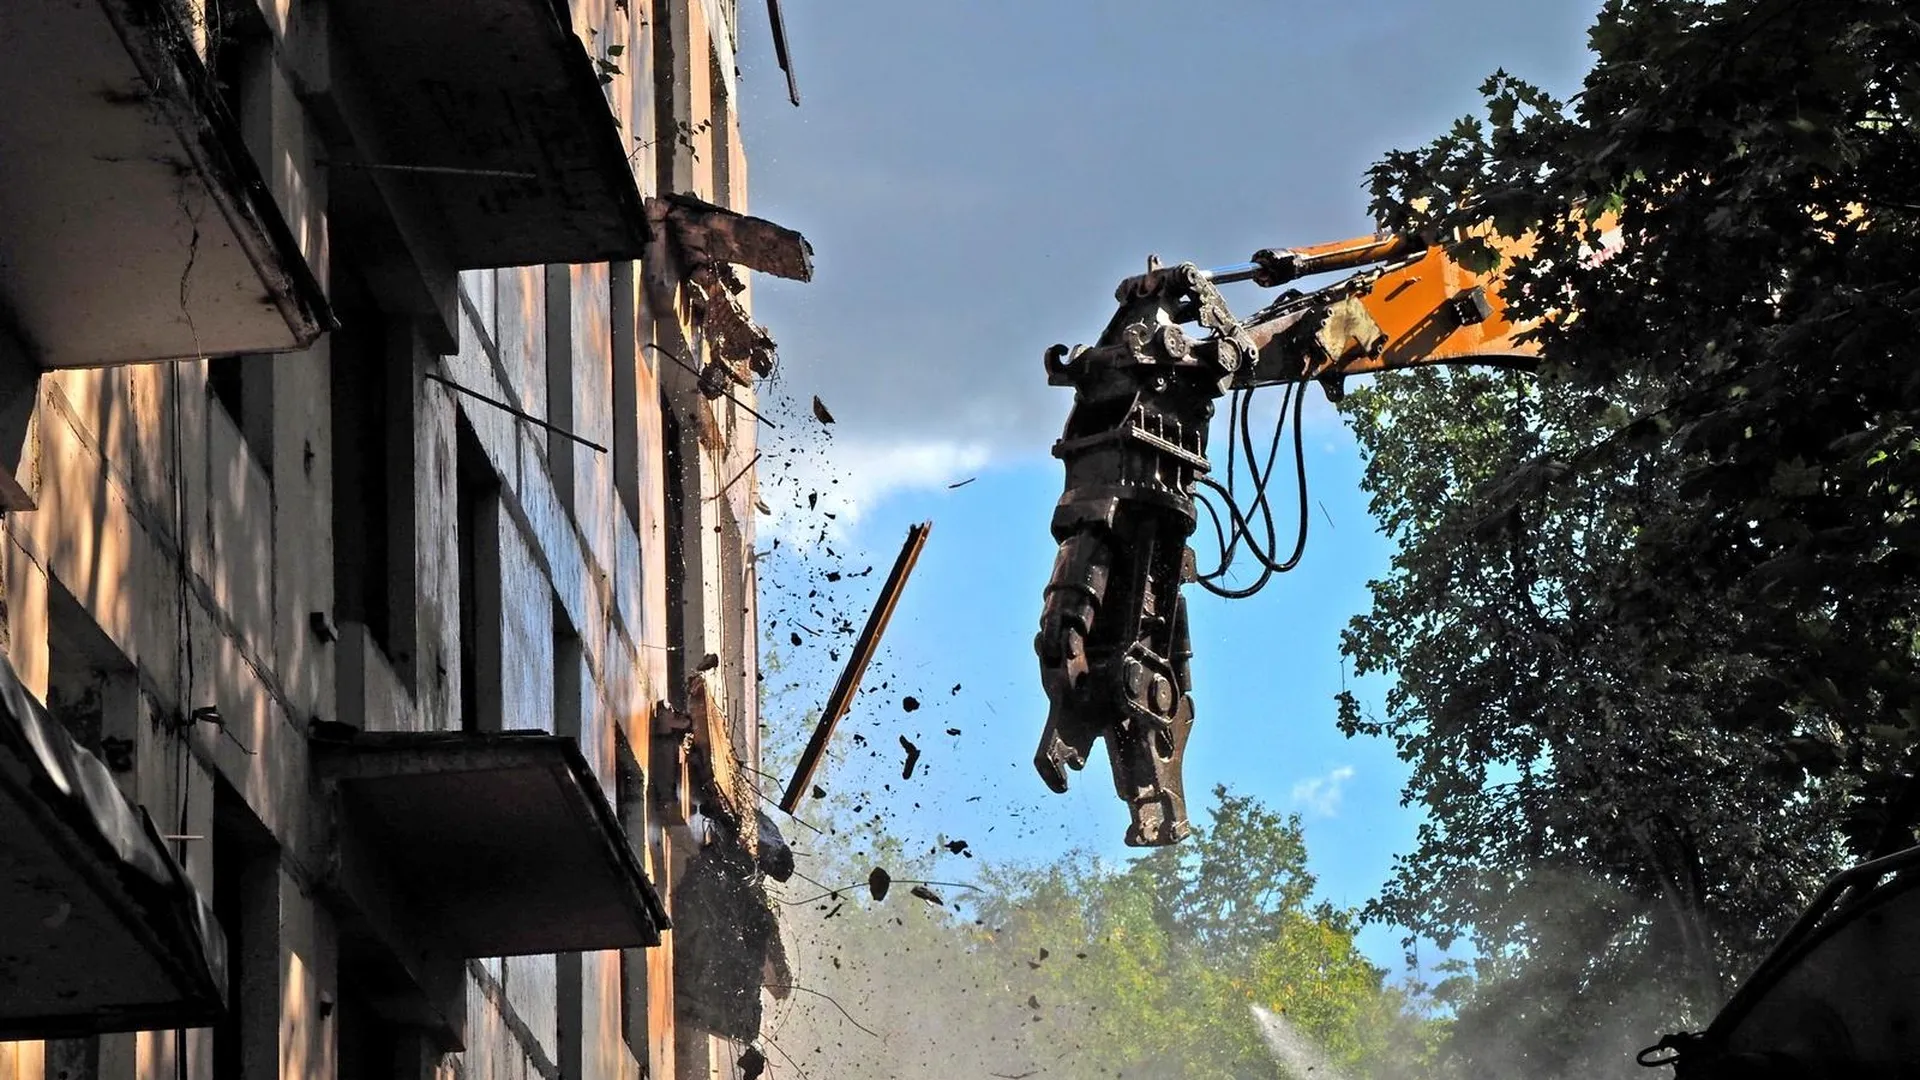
[867,866,891,900]
[811,395,836,424]
[909,884,944,905]
[899,735,921,779]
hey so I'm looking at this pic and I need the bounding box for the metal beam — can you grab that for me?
[779,522,931,813]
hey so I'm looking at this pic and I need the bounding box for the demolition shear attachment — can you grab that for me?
[1033,261,1245,846]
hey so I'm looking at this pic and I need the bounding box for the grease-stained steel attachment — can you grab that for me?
[1033,264,1233,847]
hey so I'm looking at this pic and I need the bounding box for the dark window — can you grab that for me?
[333,993,400,1080]
[209,356,274,476]
[208,357,244,424]
[661,390,688,702]
[213,781,279,1080]
[328,270,417,682]
[554,597,582,740]
[46,577,136,790]
[615,728,650,1065]
[210,7,269,158]
[546,265,576,511]
[456,416,501,732]
[557,953,584,1080]
[611,261,640,528]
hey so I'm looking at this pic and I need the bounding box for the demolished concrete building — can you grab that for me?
[0,1,803,1078]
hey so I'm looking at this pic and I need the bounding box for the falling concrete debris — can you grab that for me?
[778,522,934,813]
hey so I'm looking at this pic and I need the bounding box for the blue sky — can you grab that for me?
[732,1,1600,968]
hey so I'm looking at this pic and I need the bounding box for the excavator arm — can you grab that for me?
[1034,218,1920,1080]
[1034,228,1537,846]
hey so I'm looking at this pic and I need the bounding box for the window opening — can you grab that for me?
[612,261,641,528]
[553,597,582,741]
[327,265,417,685]
[660,389,689,703]
[46,576,137,790]
[614,727,650,1064]
[456,416,501,733]
[212,780,279,1080]
[209,356,274,477]
[545,265,576,512]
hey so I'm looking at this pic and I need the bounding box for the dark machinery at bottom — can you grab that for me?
[1641,843,1920,1078]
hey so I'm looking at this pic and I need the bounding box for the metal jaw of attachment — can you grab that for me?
[1035,563,1197,846]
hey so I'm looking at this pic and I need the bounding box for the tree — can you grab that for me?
[978,787,1442,1080]
[761,784,1438,1080]
[1341,0,1920,1073]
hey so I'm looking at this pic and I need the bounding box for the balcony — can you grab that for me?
[0,652,226,1038]
[0,0,332,367]
[325,0,651,270]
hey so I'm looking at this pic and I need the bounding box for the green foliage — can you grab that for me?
[1345,0,1920,1073]
[977,787,1444,1080]
[766,787,1440,1080]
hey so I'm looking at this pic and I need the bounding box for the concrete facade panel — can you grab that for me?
[514,432,586,641]
[496,267,548,422]
[571,263,616,584]
[495,510,553,733]
[414,379,463,732]
[462,270,498,349]
[581,950,628,1080]
[268,346,335,725]
[203,403,275,670]
[500,954,558,1064]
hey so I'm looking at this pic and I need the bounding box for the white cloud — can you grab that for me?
[1290,765,1356,818]
[759,433,993,546]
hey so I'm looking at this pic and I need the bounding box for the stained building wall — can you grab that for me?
[0,1,772,1080]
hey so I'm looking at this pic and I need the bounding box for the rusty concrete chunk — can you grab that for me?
[657,194,815,282]
[686,671,757,859]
